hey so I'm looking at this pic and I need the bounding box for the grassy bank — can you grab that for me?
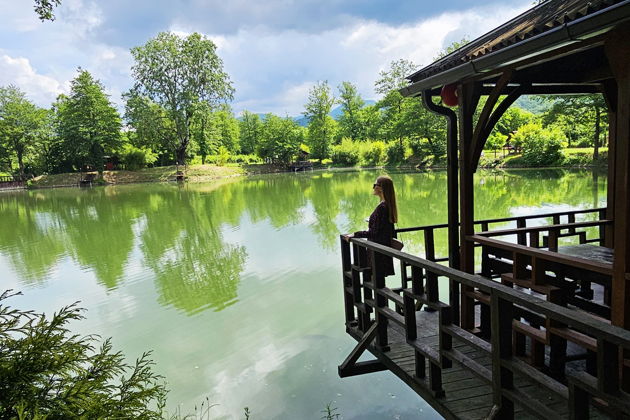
[30,165,246,188]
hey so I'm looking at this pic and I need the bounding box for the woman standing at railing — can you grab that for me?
[344,175,398,277]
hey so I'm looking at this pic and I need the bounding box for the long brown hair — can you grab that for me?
[377,175,398,224]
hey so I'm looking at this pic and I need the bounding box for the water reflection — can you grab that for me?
[0,169,607,314]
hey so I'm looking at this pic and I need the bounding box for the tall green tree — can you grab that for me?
[337,81,365,141]
[56,70,122,172]
[129,32,234,165]
[304,81,336,159]
[258,114,303,164]
[239,111,262,155]
[0,86,46,177]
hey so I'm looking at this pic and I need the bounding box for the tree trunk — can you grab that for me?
[594,106,601,161]
[17,148,24,179]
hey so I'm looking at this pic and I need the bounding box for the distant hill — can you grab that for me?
[238,100,377,126]
[514,96,555,114]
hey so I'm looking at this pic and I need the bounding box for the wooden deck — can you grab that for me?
[345,309,612,419]
[339,209,630,419]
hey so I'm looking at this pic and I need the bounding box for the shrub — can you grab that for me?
[362,141,386,166]
[121,145,158,171]
[217,146,230,166]
[513,123,565,166]
[0,290,167,419]
[330,139,360,166]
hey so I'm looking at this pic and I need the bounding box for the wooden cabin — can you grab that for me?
[338,0,630,418]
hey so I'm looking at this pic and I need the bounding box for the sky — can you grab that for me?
[0,0,532,116]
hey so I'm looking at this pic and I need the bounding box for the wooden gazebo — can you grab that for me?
[338,0,630,418]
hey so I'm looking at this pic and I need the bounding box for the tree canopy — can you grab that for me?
[129,32,234,164]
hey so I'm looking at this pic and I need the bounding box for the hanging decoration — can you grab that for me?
[440,84,459,107]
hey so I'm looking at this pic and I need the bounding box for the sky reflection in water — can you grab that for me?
[0,169,606,419]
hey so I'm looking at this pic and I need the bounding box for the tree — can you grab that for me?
[542,95,607,159]
[258,114,302,164]
[239,111,262,155]
[0,86,46,177]
[374,59,418,96]
[337,82,365,141]
[56,69,122,172]
[433,37,470,60]
[130,32,234,165]
[124,92,177,165]
[0,290,167,419]
[304,81,337,159]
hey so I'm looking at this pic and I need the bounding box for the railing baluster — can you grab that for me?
[370,249,389,351]
[340,237,355,326]
[423,228,436,261]
[597,338,619,394]
[516,218,527,245]
[490,292,515,419]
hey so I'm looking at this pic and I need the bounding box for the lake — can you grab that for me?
[0,168,606,419]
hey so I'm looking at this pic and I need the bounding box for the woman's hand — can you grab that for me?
[342,233,354,242]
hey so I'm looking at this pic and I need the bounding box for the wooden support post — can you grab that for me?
[458,82,480,330]
[490,293,514,419]
[597,338,619,394]
[605,25,630,389]
[517,218,527,245]
[603,80,617,249]
[370,250,390,351]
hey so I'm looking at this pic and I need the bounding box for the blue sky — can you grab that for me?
[0,0,531,115]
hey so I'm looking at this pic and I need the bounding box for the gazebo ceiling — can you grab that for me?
[400,0,630,97]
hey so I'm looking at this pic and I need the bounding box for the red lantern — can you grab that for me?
[440,84,458,107]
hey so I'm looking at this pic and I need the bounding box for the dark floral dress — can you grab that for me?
[354,201,395,277]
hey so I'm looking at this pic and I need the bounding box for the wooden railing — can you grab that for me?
[395,207,607,264]
[340,236,630,418]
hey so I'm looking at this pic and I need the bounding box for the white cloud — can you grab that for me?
[215,2,530,115]
[0,54,66,105]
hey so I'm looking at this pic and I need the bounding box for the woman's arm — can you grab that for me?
[354,204,390,242]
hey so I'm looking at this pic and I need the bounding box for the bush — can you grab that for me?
[0,290,167,419]
[121,145,158,170]
[330,139,360,166]
[216,146,230,166]
[386,141,407,165]
[362,141,386,166]
[513,123,565,166]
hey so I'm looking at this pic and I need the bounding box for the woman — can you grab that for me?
[345,175,398,277]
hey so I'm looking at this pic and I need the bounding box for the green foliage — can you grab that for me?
[33,0,61,21]
[56,69,122,172]
[513,123,565,166]
[361,141,386,166]
[485,132,507,153]
[433,37,470,60]
[304,81,337,159]
[0,290,167,419]
[216,146,230,166]
[239,111,262,155]
[337,81,365,141]
[385,140,408,165]
[330,138,360,166]
[0,85,47,177]
[496,107,534,137]
[130,32,234,164]
[258,114,302,164]
[374,59,418,96]
[121,144,158,170]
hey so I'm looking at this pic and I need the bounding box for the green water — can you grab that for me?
[0,169,606,419]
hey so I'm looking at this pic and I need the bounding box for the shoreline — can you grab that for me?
[16,162,608,191]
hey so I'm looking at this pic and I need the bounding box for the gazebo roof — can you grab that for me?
[401,0,630,97]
